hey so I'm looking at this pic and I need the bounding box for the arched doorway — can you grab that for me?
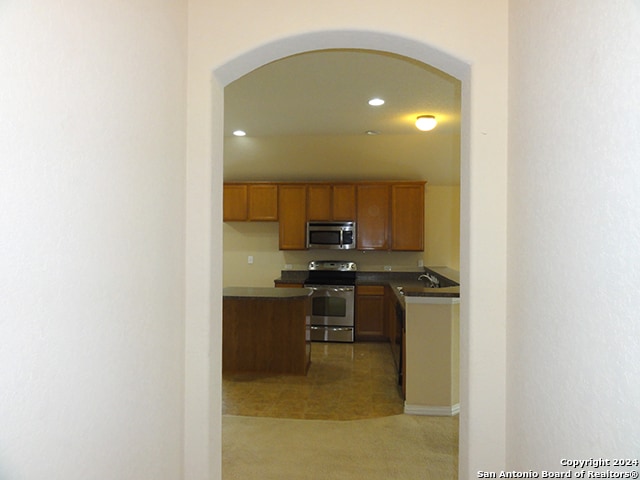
[211,29,471,476]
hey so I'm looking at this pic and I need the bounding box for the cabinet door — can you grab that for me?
[391,183,424,251]
[385,285,396,341]
[278,184,307,250]
[307,184,332,221]
[355,285,386,341]
[356,184,389,250]
[248,184,278,221]
[332,184,356,221]
[307,184,357,221]
[223,184,248,221]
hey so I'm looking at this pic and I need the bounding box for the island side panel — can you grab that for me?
[404,302,459,413]
[223,296,310,375]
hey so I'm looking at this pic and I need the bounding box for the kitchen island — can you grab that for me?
[385,268,460,416]
[274,266,461,414]
[401,296,459,416]
[223,287,313,375]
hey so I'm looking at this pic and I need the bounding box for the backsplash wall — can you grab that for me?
[223,185,460,287]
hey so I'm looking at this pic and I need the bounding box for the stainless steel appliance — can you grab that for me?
[306,221,356,250]
[304,260,356,342]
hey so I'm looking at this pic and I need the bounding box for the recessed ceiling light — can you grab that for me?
[232,130,246,137]
[368,98,385,106]
[366,130,380,136]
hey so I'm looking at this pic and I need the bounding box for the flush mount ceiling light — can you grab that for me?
[368,98,385,106]
[232,130,246,137]
[415,115,437,131]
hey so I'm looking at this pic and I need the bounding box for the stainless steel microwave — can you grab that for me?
[307,221,356,250]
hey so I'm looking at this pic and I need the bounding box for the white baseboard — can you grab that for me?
[404,403,460,416]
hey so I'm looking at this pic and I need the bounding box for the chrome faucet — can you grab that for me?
[418,272,440,287]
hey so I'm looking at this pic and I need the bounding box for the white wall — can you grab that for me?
[508,0,640,471]
[0,1,187,479]
[188,1,508,478]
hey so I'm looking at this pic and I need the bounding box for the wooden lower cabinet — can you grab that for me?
[355,285,386,341]
[385,285,397,341]
[385,286,405,398]
[223,295,311,375]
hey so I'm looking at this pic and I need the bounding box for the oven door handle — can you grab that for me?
[306,286,354,292]
[311,326,352,332]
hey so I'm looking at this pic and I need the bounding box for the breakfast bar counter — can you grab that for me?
[222,287,313,375]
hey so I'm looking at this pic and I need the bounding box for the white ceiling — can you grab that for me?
[224,49,461,185]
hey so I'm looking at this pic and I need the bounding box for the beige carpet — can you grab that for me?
[222,414,458,479]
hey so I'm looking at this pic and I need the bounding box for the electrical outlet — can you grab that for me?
[384,265,392,271]
[417,259,424,267]
[248,255,254,264]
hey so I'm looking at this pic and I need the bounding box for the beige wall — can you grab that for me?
[405,302,460,410]
[223,185,460,287]
[425,185,461,270]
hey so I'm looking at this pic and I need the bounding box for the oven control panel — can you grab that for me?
[308,261,357,271]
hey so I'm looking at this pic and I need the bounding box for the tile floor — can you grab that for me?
[222,342,405,420]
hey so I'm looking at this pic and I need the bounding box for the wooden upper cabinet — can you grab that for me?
[278,184,307,250]
[332,184,356,221]
[356,184,390,250]
[224,183,278,221]
[223,184,248,221]
[248,184,278,221]
[307,184,356,221]
[307,185,332,221]
[225,180,424,252]
[391,183,425,251]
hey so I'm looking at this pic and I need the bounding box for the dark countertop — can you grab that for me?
[275,266,460,302]
[388,281,460,298]
[223,287,313,299]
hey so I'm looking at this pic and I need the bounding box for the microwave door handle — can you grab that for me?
[339,230,343,249]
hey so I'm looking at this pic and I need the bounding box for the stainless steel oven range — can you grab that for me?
[303,260,356,343]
